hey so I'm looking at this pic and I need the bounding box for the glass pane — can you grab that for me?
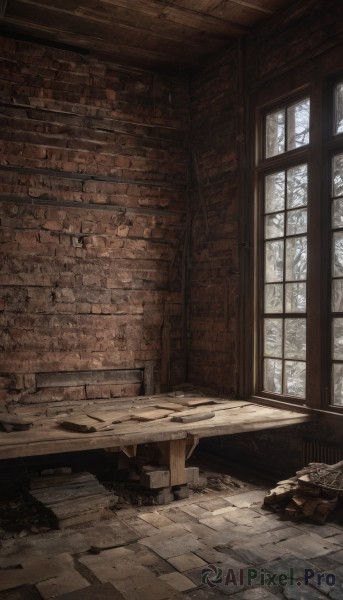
[266,110,285,158]
[285,282,306,313]
[287,164,308,208]
[333,318,343,360]
[265,213,284,239]
[264,358,282,394]
[265,240,284,282]
[335,82,343,135]
[284,318,306,360]
[287,98,310,150]
[332,279,343,312]
[264,318,283,358]
[332,363,343,406]
[287,209,307,235]
[333,232,343,277]
[265,171,285,213]
[333,154,343,198]
[265,284,283,313]
[332,199,343,229]
[284,361,306,398]
[286,237,307,281]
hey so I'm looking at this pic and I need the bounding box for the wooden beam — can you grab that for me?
[36,369,143,389]
[0,0,8,18]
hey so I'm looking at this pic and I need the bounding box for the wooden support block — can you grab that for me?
[173,485,190,500]
[141,466,170,489]
[154,487,174,505]
[185,467,199,484]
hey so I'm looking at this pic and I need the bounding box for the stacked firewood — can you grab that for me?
[264,460,343,523]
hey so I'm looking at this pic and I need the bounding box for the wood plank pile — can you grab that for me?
[264,460,343,523]
[29,471,116,529]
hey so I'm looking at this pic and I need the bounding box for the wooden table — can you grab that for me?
[0,394,312,489]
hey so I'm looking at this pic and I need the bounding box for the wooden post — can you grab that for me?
[157,438,188,486]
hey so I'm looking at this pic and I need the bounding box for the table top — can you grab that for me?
[0,393,313,459]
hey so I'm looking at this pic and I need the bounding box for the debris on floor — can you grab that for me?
[0,585,42,600]
[264,460,343,522]
[29,471,117,529]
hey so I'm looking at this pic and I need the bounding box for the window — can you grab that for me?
[331,81,343,407]
[252,61,343,414]
[262,98,309,400]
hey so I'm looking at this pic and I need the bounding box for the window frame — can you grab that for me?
[244,47,343,416]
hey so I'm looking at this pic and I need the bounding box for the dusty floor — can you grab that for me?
[0,461,342,600]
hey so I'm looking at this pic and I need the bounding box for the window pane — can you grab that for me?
[265,171,285,213]
[334,82,343,135]
[287,209,307,236]
[333,231,343,277]
[284,318,306,360]
[333,318,343,359]
[333,154,343,198]
[332,279,343,312]
[265,240,284,282]
[285,282,306,313]
[287,98,310,150]
[264,318,283,357]
[284,361,306,398]
[286,237,307,281]
[264,358,282,393]
[287,164,308,208]
[332,199,343,229]
[266,110,285,158]
[265,284,283,313]
[265,213,284,239]
[332,363,343,406]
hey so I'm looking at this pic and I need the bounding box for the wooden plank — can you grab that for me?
[171,411,215,423]
[29,470,114,528]
[132,409,173,421]
[36,369,143,388]
[8,0,223,53]
[58,416,116,433]
[155,402,186,411]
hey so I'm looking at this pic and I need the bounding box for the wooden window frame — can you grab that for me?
[242,44,343,416]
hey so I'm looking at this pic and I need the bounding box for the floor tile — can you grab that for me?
[138,512,174,529]
[36,570,89,599]
[53,582,126,600]
[159,572,197,592]
[223,490,267,508]
[168,553,207,572]
[276,533,341,560]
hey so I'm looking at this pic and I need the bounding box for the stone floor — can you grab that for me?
[0,468,342,600]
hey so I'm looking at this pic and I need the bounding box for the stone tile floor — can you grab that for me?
[0,471,342,599]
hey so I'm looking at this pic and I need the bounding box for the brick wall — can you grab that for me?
[187,44,241,395]
[246,0,343,87]
[0,36,189,407]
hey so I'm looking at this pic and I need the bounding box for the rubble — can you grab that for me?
[264,460,343,523]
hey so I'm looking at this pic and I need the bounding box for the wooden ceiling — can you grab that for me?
[0,0,293,70]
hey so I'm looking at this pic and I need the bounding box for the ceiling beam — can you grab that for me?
[0,0,8,18]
